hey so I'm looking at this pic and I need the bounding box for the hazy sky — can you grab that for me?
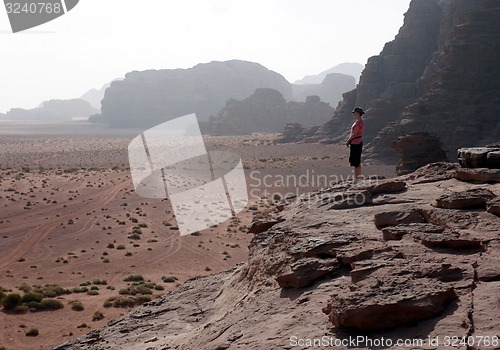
[0,0,412,113]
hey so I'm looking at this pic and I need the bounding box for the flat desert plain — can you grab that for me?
[0,121,395,350]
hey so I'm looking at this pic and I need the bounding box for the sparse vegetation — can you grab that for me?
[1,293,21,310]
[70,300,84,311]
[92,310,105,321]
[25,328,39,337]
[123,274,144,282]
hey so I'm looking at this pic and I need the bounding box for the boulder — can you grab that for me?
[289,233,358,259]
[361,179,407,195]
[392,133,448,175]
[324,190,373,210]
[457,147,500,169]
[413,231,482,250]
[374,209,426,229]
[276,258,340,289]
[435,188,496,209]
[404,162,459,183]
[382,223,445,241]
[322,279,457,330]
[247,220,283,234]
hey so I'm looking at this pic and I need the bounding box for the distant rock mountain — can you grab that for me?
[80,80,121,110]
[91,60,292,128]
[208,89,334,135]
[293,0,500,163]
[294,62,364,84]
[3,99,98,121]
[292,73,356,107]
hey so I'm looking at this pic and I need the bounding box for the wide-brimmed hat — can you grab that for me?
[352,107,365,115]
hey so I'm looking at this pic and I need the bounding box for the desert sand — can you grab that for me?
[0,121,395,350]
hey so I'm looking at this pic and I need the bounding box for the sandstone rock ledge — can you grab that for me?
[55,163,500,350]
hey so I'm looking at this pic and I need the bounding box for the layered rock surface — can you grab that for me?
[55,163,500,350]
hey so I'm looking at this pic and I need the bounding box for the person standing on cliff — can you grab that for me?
[345,107,365,182]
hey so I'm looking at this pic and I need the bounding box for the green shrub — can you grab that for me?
[70,301,84,311]
[112,296,135,308]
[39,298,64,310]
[161,276,178,283]
[103,298,114,308]
[92,279,107,285]
[14,304,29,313]
[2,293,21,310]
[124,274,144,282]
[135,285,152,295]
[135,295,151,305]
[25,328,39,337]
[119,288,131,295]
[92,310,105,321]
[21,293,43,304]
[32,284,69,298]
[17,283,31,293]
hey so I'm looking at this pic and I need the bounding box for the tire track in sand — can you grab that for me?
[0,180,130,271]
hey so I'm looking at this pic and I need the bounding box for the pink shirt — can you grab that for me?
[350,119,364,145]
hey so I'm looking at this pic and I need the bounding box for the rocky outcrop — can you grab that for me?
[455,167,500,183]
[292,73,356,107]
[458,147,500,168]
[92,60,292,128]
[209,90,334,135]
[393,132,448,175]
[54,164,500,349]
[4,99,98,121]
[434,188,496,209]
[287,0,500,164]
[323,279,456,330]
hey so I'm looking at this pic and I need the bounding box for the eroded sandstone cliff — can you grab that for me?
[314,0,500,161]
